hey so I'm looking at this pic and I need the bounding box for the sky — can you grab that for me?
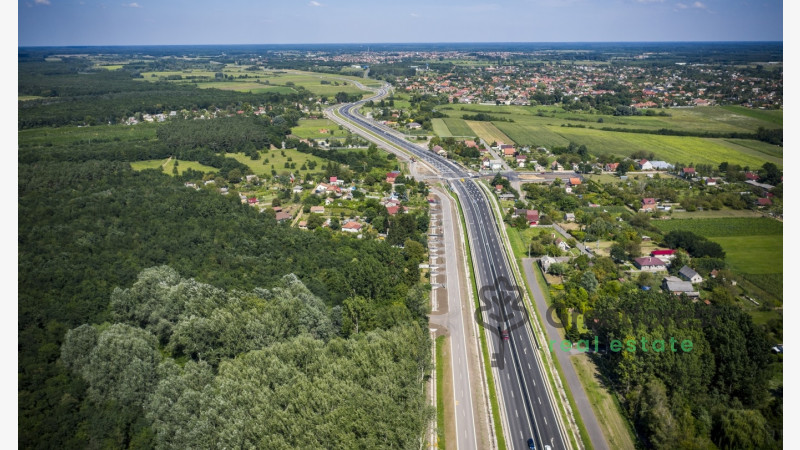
[17,0,783,46]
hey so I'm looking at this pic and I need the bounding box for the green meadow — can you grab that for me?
[130,158,218,175]
[228,150,330,177]
[291,118,344,139]
[432,103,781,167]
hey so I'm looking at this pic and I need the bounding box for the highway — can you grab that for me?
[329,84,569,450]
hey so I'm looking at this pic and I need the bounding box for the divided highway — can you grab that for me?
[329,84,570,450]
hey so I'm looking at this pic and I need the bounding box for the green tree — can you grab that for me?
[307,213,324,230]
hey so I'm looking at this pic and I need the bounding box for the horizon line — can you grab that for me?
[18,40,784,49]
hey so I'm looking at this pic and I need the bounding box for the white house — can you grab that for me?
[678,266,703,284]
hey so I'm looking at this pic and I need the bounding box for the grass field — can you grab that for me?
[19,123,159,148]
[229,150,330,177]
[651,217,782,301]
[431,118,452,137]
[669,209,764,219]
[708,236,782,274]
[442,104,782,134]
[465,120,514,145]
[572,355,636,450]
[18,95,45,101]
[438,103,782,166]
[442,118,477,137]
[130,158,218,175]
[196,82,297,94]
[651,217,782,237]
[139,67,376,98]
[291,118,344,139]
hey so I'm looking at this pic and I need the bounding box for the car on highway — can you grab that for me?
[527,438,536,449]
[501,326,509,341]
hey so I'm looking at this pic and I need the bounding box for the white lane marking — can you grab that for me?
[538,397,542,404]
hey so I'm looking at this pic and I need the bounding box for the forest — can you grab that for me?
[19,57,432,448]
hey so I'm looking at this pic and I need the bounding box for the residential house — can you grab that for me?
[245,174,259,183]
[682,167,696,178]
[555,238,570,252]
[650,249,676,261]
[757,197,773,207]
[298,221,308,230]
[745,172,760,181]
[662,276,700,298]
[293,185,304,193]
[464,140,478,148]
[746,180,774,194]
[342,222,363,233]
[564,213,575,222]
[634,257,667,272]
[705,178,717,186]
[490,160,503,170]
[503,147,515,157]
[275,211,292,223]
[329,176,343,186]
[247,197,259,205]
[516,155,527,167]
[386,205,400,216]
[569,177,582,187]
[638,159,653,170]
[641,197,657,212]
[604,163,619,172]
[540,255,570,273]
[551,161,564,172]
[678,266,703,284]
[406,122,422,130]
[310,206,325,214]
[526,210,539,226]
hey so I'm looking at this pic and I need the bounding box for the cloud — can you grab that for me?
[122,2,141,7]
[675,1,710,11]
[409,12,419,17]
[635,0,664,2]
[34,0,50,5]
[309,1,322,6]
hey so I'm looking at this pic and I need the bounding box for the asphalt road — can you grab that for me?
[329,86,569,450]
[454,180,567,450]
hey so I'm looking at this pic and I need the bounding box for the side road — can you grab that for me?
[521,258,610,450]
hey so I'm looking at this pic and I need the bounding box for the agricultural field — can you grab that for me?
[438,103,782,167]
[465,120,514,145]
[651,217,782,237]
[431,118,451,137]
[431,118,477,138]
[651,217,782,301]
[291,118,344,140]
[442,118,477,137]
[441,103,782,134]
[543,126,774,167]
